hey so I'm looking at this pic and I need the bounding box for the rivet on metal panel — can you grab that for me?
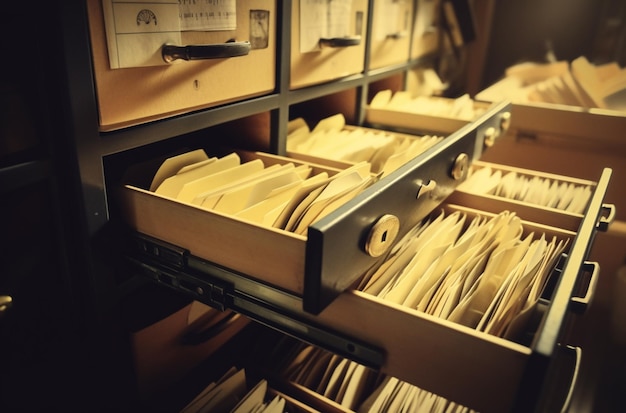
[483,126,497,148]
[365,214,400,258]
[500,111,511,133]
[451,153,469,180]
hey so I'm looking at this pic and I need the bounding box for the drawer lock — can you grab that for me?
[451,153,469,180]
[365,214,400,257]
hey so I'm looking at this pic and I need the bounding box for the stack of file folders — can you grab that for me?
[178,366,312,413]
[365,90,492,135]
[476,56,626,111]
[264,338,478,413]
[286,113,443,177]
[147,148,375,235]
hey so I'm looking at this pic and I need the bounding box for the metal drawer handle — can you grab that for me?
[386,31,407,39]
[162,40,251,63]
[570,261,599,313]
[559,344,582,413]
[597,203,616,232]
[319,35,362,48]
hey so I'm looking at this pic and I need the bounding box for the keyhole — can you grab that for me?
[365,214,400,257]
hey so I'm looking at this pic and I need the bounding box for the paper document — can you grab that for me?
[102,0,237,68]
[300,0,353,52]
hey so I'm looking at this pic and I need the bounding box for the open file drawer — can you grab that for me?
[122,163,613,412]
[117,101,511,315]
[365,91,494,136]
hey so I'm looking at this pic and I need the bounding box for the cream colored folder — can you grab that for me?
[150,149,209,192]
[155,153,240,198]
[234,180,304,225]
[175,159,265,204]
[198,164,286,209]
[211,164,308,214]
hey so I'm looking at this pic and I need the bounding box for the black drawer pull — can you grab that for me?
[386,31,407,39]
[162,40,251,63]
[569,261,599,313]
[319,35,361,48]
[559,344,583,413]
[597,203,616,232]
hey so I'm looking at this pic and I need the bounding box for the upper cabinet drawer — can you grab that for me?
[477,80,626,145]
[87,0,276,131]
[368,0,413,70]
[411,0,440,59]
[366,90,494,135]
[290,0,368,89]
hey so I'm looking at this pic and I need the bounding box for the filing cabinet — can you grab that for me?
[9,1,619,412]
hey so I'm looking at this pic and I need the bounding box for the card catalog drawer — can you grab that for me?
[253,331,582,413]
[290,0,368,89]
[117,102,509,314]
[285,114,445,175]
[447,161,616,233]
[476,78,626,146]
[87,0,276,131]
[288,171,611,412]
[476,79,626,221]
[368,0,413,70]
[366,91,495,135]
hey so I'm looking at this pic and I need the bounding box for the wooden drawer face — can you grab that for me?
[366,92,494,135]
[411,0,440,59]
[290,0,368,89]
[368,0,413,70]
[87,0,276,131]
